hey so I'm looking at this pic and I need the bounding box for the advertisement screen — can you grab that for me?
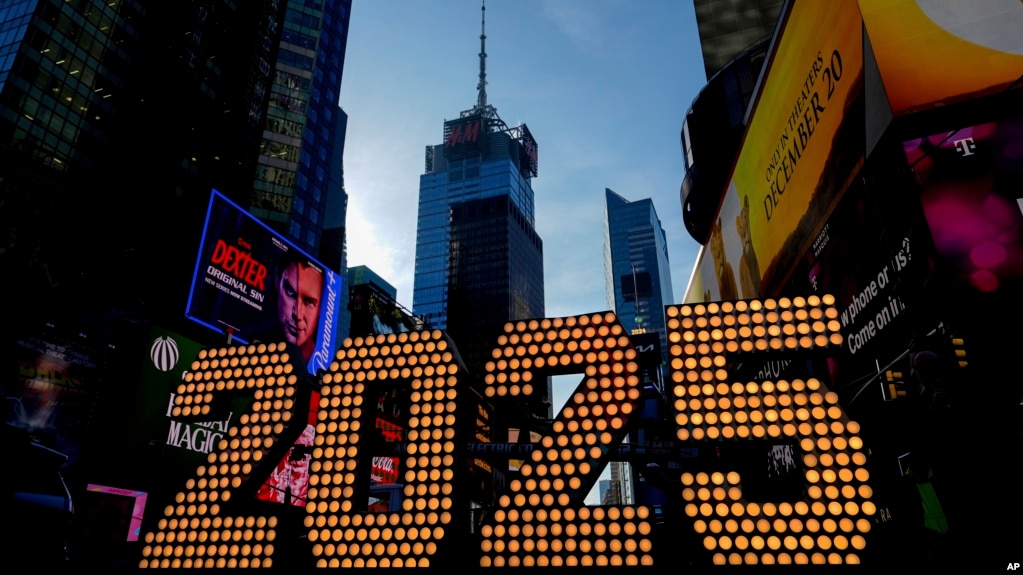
[685,0,865,302]
[371,389,406,485]
[254,394,318,508]
[133,325,247,463]
[443,114,484,159]
[860,0,1023,116]
[185,190,342,375]
[9,333,97,465]
[903,117,1023,294]
[371,418,403,485]
[82,485,148,542]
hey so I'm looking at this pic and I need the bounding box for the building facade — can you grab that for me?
[692,0,783,80]
[0,0,351,326]
[411,4,547,424]
[348,264,424,338]
[604,188,674,366]
[248,0,351,275]
[0,2,353,564]
[681,0,780,245]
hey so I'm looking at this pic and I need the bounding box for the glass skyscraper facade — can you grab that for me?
[411,5,547,427]
[414,121,544,386]
[603,188,674,360]
[249,0,351,273]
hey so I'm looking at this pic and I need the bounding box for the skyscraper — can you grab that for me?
[603,188,674,365]
[248,0,352,274]
[0,0,291,326]
[412,3,546,421]
[0,0,352,325]
[692,0,783,80]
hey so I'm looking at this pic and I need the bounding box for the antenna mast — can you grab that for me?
[458,0,508,135]
[477,1,488,110]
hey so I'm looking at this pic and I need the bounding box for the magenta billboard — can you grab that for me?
[185,190,342,375]
[903,117,1023,294]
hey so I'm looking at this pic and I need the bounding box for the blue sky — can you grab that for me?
[341,1,708,487]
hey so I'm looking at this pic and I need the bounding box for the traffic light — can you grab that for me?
[883,369,907,401]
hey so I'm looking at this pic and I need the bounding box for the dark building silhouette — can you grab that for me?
[0,2,352,564]
[681,1,782,244]
[0,0,351,328]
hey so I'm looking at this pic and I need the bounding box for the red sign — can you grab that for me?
[445,118,480,148]
[210,238,268,291]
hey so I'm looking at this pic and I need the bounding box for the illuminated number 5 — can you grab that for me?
[666,296,875,567]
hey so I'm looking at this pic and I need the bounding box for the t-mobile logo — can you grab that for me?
[953,137,976,156]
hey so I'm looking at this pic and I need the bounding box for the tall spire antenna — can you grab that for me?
[477,0,488,110]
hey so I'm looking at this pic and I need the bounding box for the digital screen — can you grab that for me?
[185,190,343,375]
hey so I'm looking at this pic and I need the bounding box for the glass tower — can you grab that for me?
[412,2,547,423]
[414,120,544,376]
[603,188,674,360]
[248,0,352,272]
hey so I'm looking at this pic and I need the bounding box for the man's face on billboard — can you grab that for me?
[277,262,323,353]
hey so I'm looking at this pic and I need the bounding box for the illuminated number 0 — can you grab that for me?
[666,296,874,566]
[305,330,463,568]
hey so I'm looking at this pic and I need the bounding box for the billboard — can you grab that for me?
[371,418,403,485]
[9,333,97,465]
[516,123,539,178]
[348,283,421,338]
[903,116,1023,294]
[82,485,148,542]
[685,0,865,302]
[370,388,406,485]
[859,0,1023,116]
[443,114,484,159]
[185,189,342,375]
[132,325,242,461]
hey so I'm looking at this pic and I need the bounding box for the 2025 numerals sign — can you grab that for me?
[140,295,873,569]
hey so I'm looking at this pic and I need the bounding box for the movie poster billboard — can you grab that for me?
[859,0,1023,116]
[685,0,865,302]
[186,189,343,376]
[186,190,341,508]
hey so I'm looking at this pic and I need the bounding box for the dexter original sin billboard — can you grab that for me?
[185,190,342,376]
[686,0,865,302]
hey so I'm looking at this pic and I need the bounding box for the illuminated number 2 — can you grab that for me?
[140,342,307,569]
[479,313,655,568]
[666,296,874,566]
[305,330,463,568]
